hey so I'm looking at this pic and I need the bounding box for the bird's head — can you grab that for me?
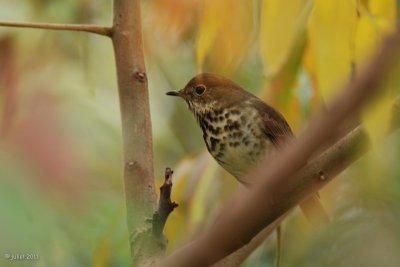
[166,73,250,113]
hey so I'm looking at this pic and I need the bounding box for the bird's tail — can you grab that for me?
[299,194,330,225]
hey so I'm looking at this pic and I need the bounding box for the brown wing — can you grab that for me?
[252,99,330,224]
[252,98,294,149]
[255,99,330,225]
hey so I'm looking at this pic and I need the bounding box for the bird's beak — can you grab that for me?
[166,89,183,97]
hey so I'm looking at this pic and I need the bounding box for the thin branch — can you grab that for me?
[160,30,400,267]
[153,168,179,240]
[0,21,112,37]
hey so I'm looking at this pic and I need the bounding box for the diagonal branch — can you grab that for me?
[160,30,400,267]
[0,21,112,37]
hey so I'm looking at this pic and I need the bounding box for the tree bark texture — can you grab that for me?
[111,0,159,265]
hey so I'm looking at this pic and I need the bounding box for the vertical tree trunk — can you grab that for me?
[111,0,159,264]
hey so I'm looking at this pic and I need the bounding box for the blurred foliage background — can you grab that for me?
[0,0,400,267]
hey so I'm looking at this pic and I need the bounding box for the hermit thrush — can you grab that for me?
[167,73,329,224]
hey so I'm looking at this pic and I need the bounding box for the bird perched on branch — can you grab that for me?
[167,73,329,265]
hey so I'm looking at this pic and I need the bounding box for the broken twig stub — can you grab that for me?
[152,167,179,239]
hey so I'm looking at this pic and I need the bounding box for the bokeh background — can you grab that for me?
[0,0,400,266]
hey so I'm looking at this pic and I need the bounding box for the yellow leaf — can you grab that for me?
[362,92,393,147]
[354,0,397,66]
[354,15,379,67]
[357,0,398,148]
[164,155,207,248]
[260,0,312,77]
[195,0,254,74]
[190,158,219,224]
[164,152,231,249]
[369,0,397,29]
[362,62,400,147]
[308,0,357,99]
[195,0,226,71]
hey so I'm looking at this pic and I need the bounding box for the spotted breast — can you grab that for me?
[196,100,276,183]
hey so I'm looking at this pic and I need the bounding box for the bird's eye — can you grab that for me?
[195,85,206,95]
